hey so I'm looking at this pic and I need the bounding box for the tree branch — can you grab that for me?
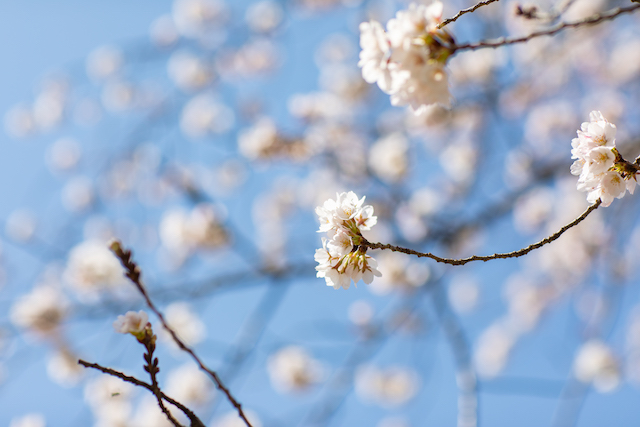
[453,3,640,51]
[109,241,253,427]
[439,0,501,28]
[78,359,206,427]
[362,200,600,266]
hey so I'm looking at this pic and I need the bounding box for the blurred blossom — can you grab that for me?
[405,104,452,131]
[173,0,228,40]
[84,375,135,424]
[609,38,640,83]
[370,251,429,295]
[394,203,428,243]
[439,140,477,183]
[160,302,206,347]
[217,38,280,79]
[159,204,227,257]
[238,117,280,160]
[134,395,174,427]
[349,299,374,326]
[267,346,324,393]
[288,92,352,122]
[86,45,123,81]
[503,149,534,189]
[314,33,356,66]
[150,14,179,47]
[63,240,127,299]
[32,89,65,130]
[573,340,620,393]
[513,187,554,234]
[46,348,84,387]
[9,286,68,336]
[180,94,234,137]
[524,100,576,154]
[9,415,46,427]
[318,64,368,100]
[61,176,94,212]
[6,209,37,242]
[408,187,443,217]
[168,51,214,91]
[46,137,81,172]
[102,81,136,112]
[474,322,515,378]
[448,275,479,315]
[450,48,505,84]
[210,410,262,427]
[166,363,215,406]
[4,104,36,138]
[369,133,409,183]
[503,275,546,332]
[355,365,419,407]
[246,0,284,33]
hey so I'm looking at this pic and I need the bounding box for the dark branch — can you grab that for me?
[78,359,206,427]
[453,4,640,51]
[362,200,600,266]
[109,241,253,427]
[439,0,501,28]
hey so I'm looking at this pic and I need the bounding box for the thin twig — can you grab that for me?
[143,337,183,427]
[439,0,501,28]
[453,4,640,51]
[78,359,206,427]
[363,200,600,266]
[109,241,253,427]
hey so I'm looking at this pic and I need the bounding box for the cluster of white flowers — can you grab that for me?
[315,192,381,289]
[571,111,638,206]
[358,1,454,112]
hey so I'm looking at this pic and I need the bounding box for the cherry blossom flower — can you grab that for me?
[358,2,454,112]
[113,310,149,336]
[315,191,382,289]
[571,111,638,206]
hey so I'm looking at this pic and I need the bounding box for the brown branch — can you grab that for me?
[142,336,183,427]
[453,3,640,51]
[78,359,206,427]
[439,0,501,28]
[362,200,600,266]
[109,241,253,427]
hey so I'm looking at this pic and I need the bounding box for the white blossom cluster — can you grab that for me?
[571,111,638,206]
[358,1,454,112]
[315,192,381,289]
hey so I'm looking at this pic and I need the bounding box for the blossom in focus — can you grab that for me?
[315,191,381,289]
[267,346,324,393]
[358,2,454,112]
[570,111,638,206]
[113,310,150,337]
